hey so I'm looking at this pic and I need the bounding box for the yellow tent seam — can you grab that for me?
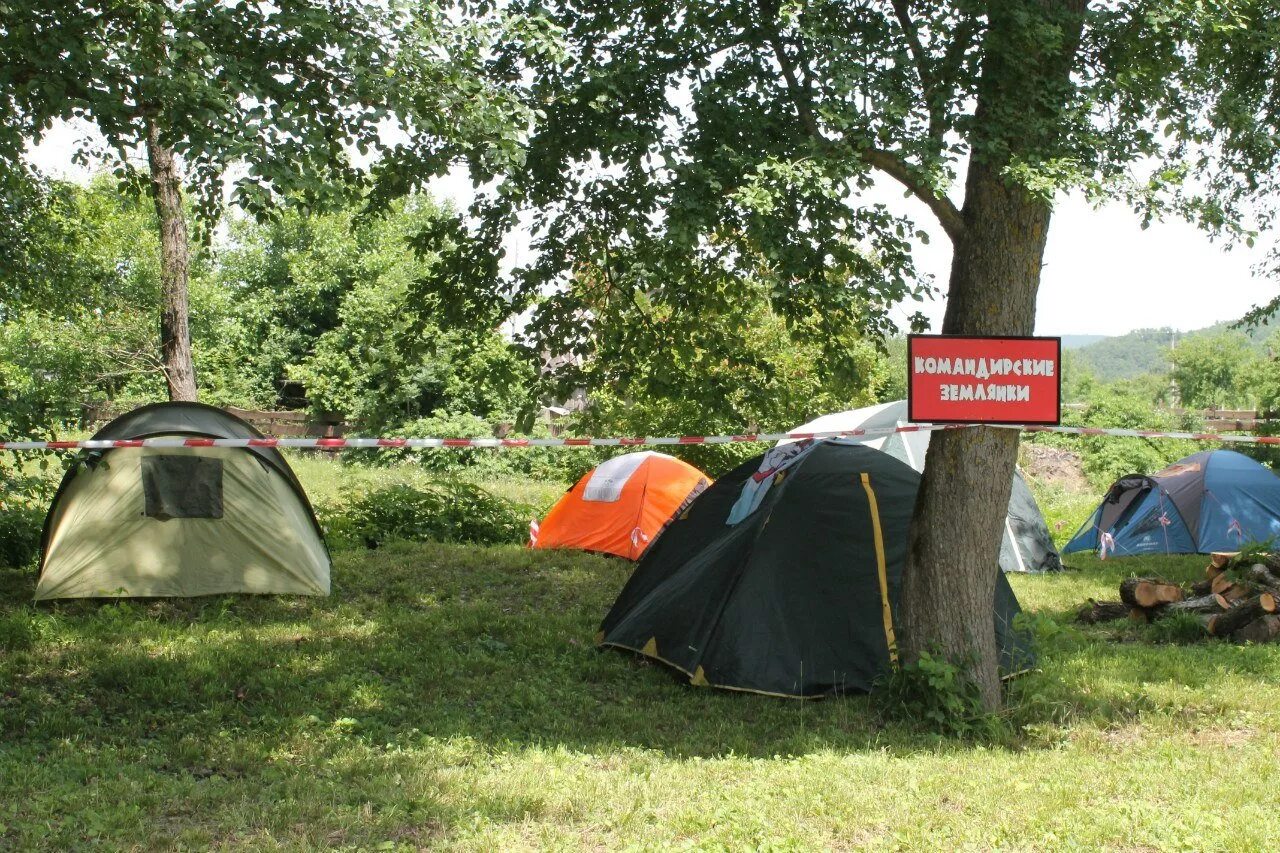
[860,472,898,667]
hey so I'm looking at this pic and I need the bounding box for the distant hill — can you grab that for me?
[1060,334,1108,350]
[1068,320,1275,382]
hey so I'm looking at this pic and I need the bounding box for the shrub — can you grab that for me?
[346,411,605,483]
[876,649,1009,740]
[1029,395,1204,489]
[320,481,533,549]
[0,502,44,568]
[0,467,58,568]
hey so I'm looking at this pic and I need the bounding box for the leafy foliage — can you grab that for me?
[0,484,48,568]
[4,0,386,223]
[564,264,891,472]
[1069,396,1204,488]
[0,177,221,430]
[319,482,533,549]
[876,650,1008,741]
[1170,332,1259,409]
[213,198,539,429]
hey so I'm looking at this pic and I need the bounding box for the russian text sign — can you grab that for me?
[907,335,1061,425]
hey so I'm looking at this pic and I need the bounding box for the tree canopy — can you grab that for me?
[436,1,1280,353]
[427,0,1280,708]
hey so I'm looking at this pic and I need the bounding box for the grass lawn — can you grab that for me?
[2,465,1279,849]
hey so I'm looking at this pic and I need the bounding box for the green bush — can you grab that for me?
[319,481,534,549]
[0,467,58,568]
[1029,394,1204,489]
[0,502,44,568]
[345,410,607,483]
[876,650,1009,740]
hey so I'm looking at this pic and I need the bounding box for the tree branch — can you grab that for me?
[892,1,953,149]
[891,1,934,92]
[860,147,965,243]
[756,2,966,244]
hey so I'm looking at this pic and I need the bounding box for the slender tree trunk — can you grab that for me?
[900,0,1088,711]
[145,118,198,402]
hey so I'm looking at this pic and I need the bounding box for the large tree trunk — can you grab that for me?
[899,0,1088,711]
[900,163,1050,710]
[145,119,198,402]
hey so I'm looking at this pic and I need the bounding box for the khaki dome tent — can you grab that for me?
[37,402,330,600]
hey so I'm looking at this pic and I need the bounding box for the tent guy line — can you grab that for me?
[3,421,1280,452]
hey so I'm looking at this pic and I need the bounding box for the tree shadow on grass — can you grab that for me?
[3,542,910,762]
[5,542,1274,764]
[6,542,1280,847]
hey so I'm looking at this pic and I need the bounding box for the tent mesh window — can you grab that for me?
[140,456,224,520]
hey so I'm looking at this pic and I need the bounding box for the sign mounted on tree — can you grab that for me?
[907,335,1061,425]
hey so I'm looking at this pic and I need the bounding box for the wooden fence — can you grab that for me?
[82,402,352,439]
[221,407,350,438]
[1061,405,1277,432]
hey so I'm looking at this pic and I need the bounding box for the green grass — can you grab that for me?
[1033,483,1101,549]
[3,463,1279,849]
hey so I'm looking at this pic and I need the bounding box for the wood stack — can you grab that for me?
[1075,551,1280,644]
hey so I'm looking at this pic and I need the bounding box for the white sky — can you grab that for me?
[893,189,1268,337]
[26,119,1272,339]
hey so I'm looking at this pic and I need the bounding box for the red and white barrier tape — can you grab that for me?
[0,423,966,451]
[0,420,1274,450]
[989,423,1280,444]
[1,421,1277,451]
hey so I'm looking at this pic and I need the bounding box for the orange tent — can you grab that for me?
[532,452,711,560]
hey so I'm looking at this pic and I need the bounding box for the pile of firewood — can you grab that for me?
[1076,552,1280,644]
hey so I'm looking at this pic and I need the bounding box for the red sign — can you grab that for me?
[907,335,1061,425]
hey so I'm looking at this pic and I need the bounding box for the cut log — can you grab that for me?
[1120,577,1185,608]
[1246,564,1280,597]
[1156,594,1228,616]
[1222,583,1252,603]
[1210,552,1238,569]
[1076,599,1131,624]
[1190,578,1214,597]
[1208,596,1271,638]
[1210,573,1236,596]
[1206,564,1226,581]
[1231,614,1280,644]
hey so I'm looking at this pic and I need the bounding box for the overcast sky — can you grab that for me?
[27,119,1272,339]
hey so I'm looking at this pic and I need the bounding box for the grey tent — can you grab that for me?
[37,402,330,600]
[785,401,1062,572]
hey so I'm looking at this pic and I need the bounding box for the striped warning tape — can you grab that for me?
[989,424,1280,444]
[0,421,1275,451]
[0,423,964,451]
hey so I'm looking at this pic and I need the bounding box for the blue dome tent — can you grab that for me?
[1063,450,1280,557]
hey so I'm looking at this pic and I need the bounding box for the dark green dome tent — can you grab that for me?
[597,440,1033,698]
[37,402,330,600]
